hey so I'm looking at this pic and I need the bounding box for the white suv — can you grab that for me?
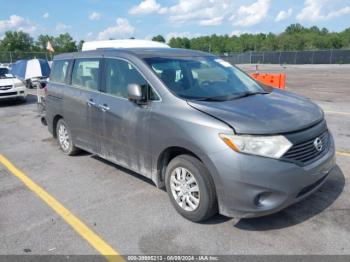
[0,67,27,101]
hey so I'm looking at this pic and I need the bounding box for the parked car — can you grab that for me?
[0,67,27,101]
[45,44,335,222]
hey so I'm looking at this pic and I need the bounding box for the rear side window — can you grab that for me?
[50,60,69,83]
[105,58,158,100]
[71,59,100,91]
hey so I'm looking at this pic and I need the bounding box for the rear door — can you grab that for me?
[46,59,71,132]
[97,58,159,177]
[63,58,101,153]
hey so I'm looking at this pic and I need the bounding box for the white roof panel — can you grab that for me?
[82,39,170,51]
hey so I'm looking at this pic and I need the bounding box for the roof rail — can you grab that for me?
[82,40,170,51]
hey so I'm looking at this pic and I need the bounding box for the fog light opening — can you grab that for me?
[254,192,272,207]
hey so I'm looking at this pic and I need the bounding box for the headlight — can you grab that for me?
[219,133,292,159]
[14,82,24,88]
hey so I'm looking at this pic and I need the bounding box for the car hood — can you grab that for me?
[187,89,324,135]
[0,78,16,86]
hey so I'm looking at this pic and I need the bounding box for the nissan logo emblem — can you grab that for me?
[314,137,323,152]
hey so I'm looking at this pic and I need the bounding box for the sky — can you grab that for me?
[1,0,350,41]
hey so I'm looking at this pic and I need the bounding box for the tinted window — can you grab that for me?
[105,58,158,100]
[50,60,69,83]
[144,56,264,100]
[0,67,9,76]
[0,68,10,79]
[72,59,100,91]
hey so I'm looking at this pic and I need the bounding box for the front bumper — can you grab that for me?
[0,85,27,99]
[207,134,336,218]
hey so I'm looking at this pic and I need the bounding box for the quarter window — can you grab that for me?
[105,59,158,100]
[71,59,100,91]
[50,60,70,83]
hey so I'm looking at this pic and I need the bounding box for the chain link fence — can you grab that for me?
[0,52,52,64]
[2,49,350,65]
[221,49,350,64]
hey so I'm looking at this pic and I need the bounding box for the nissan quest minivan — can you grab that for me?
[45,43,336,222]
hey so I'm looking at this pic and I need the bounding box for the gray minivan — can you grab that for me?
[46,47,335,222]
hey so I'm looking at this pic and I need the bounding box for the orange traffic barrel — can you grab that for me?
[250,73,286,89]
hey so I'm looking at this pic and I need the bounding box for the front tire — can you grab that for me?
[56,119,79,155]
[165,155,217,222]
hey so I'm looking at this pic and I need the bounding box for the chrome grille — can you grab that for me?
[282,130,330,165]
[0,85,12,90]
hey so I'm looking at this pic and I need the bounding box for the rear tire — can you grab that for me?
[165,155,217,222]
[56,119,79,155]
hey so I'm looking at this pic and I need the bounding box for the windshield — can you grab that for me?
[0,68,11,79]
[144,56,265,100]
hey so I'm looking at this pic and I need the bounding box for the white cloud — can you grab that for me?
[199,17,223,26]
[297,0,350,22]
[230,0,270,27]
[98,18,135,40]
[56,22,70,32]
[128,0,344,29]
[86,32,94,40]
[129,0,167,15]
[167,0,230,26]
[43,12,49,19]
[0,15,37,33]
[230,30,251,36]
[89,12,101,21]
[129,0,229,26]
[275,8,293,22]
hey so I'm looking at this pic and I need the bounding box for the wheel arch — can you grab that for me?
[155,146,204,188]
[52,114,63,138]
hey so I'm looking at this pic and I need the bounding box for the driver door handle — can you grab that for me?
[99,104,110,112]
[86,99,96,107]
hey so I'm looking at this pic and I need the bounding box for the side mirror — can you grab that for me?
[127,84,143,103]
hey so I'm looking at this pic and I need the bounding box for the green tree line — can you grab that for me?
[155,24,350,54]
[1,24,350,56]
[0,31,83,54]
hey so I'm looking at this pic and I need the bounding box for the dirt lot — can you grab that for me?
[0,64,349,257]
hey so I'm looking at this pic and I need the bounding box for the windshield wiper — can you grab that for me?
[195,95,236,102]
[194,91,268,102]
[229,91,268,100]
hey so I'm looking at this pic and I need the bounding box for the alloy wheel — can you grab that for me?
[58,123,70,151]
[170,167,200,212]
